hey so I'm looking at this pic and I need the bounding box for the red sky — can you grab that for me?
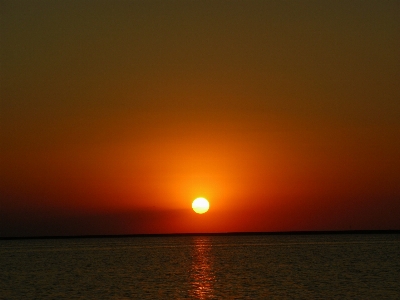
[1,0,399,237]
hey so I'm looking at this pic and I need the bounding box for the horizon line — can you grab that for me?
[1,229,399,240]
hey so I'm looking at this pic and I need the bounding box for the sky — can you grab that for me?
[1,0,399,237]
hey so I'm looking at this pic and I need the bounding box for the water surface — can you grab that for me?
[1,234,399,299]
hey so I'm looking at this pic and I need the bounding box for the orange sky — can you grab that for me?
[1,0,399,237]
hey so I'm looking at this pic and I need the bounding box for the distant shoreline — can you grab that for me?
[1,230,399,240]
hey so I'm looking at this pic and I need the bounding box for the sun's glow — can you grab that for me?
[192,197,210,214]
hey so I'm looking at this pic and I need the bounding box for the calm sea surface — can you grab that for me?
[1,234,399,299]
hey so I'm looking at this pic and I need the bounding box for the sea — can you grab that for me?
[1,233,399,299]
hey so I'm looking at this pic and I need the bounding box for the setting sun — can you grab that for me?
[192,198,210,214]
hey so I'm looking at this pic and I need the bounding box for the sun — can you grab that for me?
[192,197,210,214]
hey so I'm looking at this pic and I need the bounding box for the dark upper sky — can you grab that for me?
[1,0,399,237]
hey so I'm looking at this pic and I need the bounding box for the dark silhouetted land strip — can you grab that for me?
[1,230,399,240]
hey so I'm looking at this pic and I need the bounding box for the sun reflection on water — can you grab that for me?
[189,236,216,299]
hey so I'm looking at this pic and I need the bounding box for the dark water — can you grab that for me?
[1,234,399,299]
